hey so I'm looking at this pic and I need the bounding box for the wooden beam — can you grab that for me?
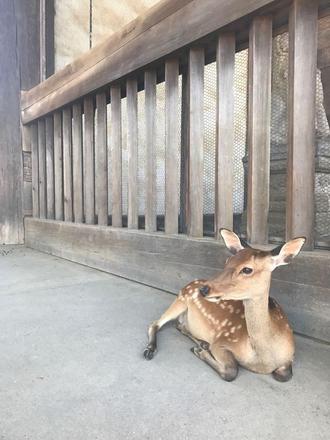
[54,112,64,221]
[96,92,108,226]
[21,0,282,123]
[63,107,73,222]
[144,70,157,233]
[84,96,96,224]
[286,0,318,250]
[25,217,330,342]
[45,116,55,219]
[188,47,204,237]
[110,85,122,227]
[72,102,84,223]
[165,58,180,234]
[127,79,138,229]
[215,33,235,237]
[31,123,39,218]
[38,119,47,219]
[247,16,272,244]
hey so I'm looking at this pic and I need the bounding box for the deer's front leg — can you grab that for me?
[144,297,187,360]
[191,344,238,382]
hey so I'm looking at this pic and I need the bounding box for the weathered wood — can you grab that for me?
[286,0,318,250]
[247,16,272,244]
[110,85,122,227]
[21,0,284,123]
[38,119,47,219]
[22,126,32,216]
[31,123,39,218]
[72,103,84,223]
[53,112,64,221]
[127,79,138,229]
[188,47,204,237]
[215,33,235,237]
[45,116,55,219]
[25,217,330,342]
[96,92,108,225]
[165,58,180,234]
[62,107,73,222]
[144,70,157,233]
[84,96,96,224]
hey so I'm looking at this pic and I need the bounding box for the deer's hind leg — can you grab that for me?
[191,344,238,382]
[144,297,187,360]
[176,314,210,350]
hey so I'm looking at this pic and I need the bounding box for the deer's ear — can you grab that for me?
[271,237,305,270]
[220,229,250,255]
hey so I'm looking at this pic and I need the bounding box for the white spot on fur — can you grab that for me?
[235,309,241,314]
[237,324,242,330]
[192,291,199,300]
[240,314,245,319]
[228,305,234,314]
[230,327,236,333]
[220,303,226,309]
[224,332,229,337]
[232,338,239,343]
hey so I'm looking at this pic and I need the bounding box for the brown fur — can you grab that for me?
[144,231,305,382]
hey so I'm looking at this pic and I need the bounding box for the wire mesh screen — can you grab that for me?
[269,33,289,242]
[204,62,216,235]
[233,49,248,236]
[315,67,330,248]
[155,81,166,221]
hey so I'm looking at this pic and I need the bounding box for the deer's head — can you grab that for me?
[202,229,305,303]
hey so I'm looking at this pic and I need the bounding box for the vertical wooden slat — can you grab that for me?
[84,96,95,224]
[188,47,204,237]
[96,92,108,225]
[145,70,157,233]
[247,16,272,244]
[45,115,55,219]
[215,33,235,237]
[38,119,46,219]
[180,67,190,234]
[72,102,84,223]
[63,107,73,222]
[165,58,180,234]
[286,0,318,250]
[31,123,39,218]
[54,112,63,220]
[110,85,122,227]
[127,78,138,229]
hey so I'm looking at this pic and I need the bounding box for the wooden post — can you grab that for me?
[215,33,235,238]
[286,0,318,250]
[31,123,39,218]
[63,107,73,222]
[54,112,64,221]
[188,47,204,237]
[127,78,138,229]
[145,70,157,233]
[165,58,180,234]
[38,119,47,219]
[72,102,84,223]
[110,85,122,227]
[247,16,272,244]
[84,96,95,224]
[45,116,55,219]
[96,92,108,225]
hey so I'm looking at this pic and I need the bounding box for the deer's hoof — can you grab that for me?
[199,340,210,350]
[143,347,155,360]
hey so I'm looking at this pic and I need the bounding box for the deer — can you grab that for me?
[143,229,305,382]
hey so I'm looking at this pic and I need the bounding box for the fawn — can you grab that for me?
[143,229,305,382]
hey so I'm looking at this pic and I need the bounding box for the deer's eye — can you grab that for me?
[240,267,253,275]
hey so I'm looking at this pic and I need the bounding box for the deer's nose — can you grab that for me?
[199,285,210,297]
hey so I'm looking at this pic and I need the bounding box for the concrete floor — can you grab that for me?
[0,247,329,440]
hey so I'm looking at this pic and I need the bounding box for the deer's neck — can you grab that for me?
[243,287,273,351]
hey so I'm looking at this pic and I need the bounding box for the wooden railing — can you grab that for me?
[21,0,327,251]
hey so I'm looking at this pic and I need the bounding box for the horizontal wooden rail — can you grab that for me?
[21,0,284,124]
